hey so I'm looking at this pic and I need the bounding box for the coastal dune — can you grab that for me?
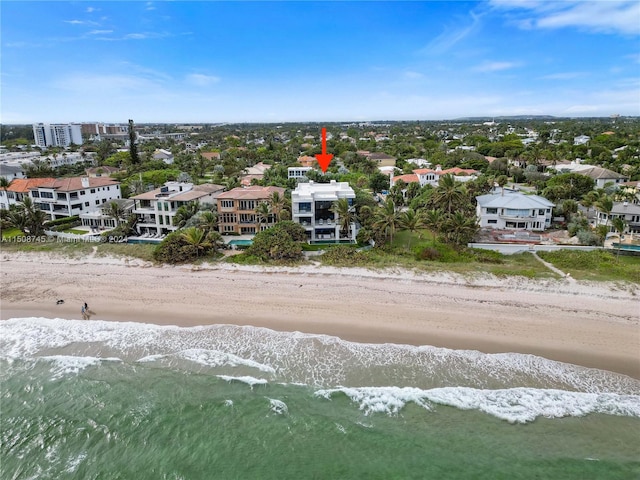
[1,252,638,378]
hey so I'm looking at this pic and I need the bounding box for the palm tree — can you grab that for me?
[255,202,271,229]
[398,209,425,249]
[611,217,627,260]
[16,198,47,236]
[372,198,400,244]
[431,174,467,214]
[496,175,508,196]
[423,208,443,246]
[173,202,200,228]
[596,196,614,228]
[180,227,211,258]
[104,201,125,228]
[269,191,286,222]
[197,211,218,234]
[443,211,479,247]
[331,198,357,241]
[562,199,579,224]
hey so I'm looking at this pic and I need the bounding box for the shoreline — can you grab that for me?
[1,252,639,378]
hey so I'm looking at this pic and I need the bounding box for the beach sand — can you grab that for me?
[1,251,639,378]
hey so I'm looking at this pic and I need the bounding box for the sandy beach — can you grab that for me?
[1,251,638,378]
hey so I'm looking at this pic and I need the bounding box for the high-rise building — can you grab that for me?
[32,123,83,147]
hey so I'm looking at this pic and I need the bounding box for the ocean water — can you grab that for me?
[1,318,639,479]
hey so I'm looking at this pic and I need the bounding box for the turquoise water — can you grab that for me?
[1,318,639,479]
[228,239,253,246]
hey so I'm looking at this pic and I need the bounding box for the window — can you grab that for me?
[298,202,312,212]
[90,189,96,194]
[70,193,79,199]
[85,202,89,207]
[487,219,497,224]
[222,225,235,232]
[239,200,255,211]
[240,227,256,234]
[72,203,82,210]
[240,214,255,224]
[80,191,85,195]
[486,208,497,214]
[221,213,237,223]
[538,209,545,215]
[57,193,67,200]
[505,209,531,217]
[31,191,39,198]
[220,200,234,209]
[95,200,100,205]
[102,199,107,203]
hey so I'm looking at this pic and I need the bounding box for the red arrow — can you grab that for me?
[315,127,333,173]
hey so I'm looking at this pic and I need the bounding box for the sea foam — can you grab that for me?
[39,355,121,379]
[315,386,640,423]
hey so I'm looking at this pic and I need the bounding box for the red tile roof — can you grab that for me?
[392,174,419,184]
[217,185,285,200]
[6,178,56,193]
[49,177,120,191]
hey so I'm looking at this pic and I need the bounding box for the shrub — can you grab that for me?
[245,224,304,262]
[468,248,504,264]
[320,245,368,266]
[416,246,442,261]
[153,230,217,264]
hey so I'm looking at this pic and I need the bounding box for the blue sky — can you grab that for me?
[2,1,639,123]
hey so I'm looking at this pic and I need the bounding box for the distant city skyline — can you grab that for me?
[2,1,639,124]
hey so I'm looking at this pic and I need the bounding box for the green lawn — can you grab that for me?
[538,250,640,283]
[1,227,22,239]
[61,228,87,234]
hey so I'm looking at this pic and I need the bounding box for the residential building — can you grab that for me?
[596,202,640,234]
[297,155,316,168]
[33,123,83,147]
[85,166,121,178]
[392,166,479,188]
[30,176,122,221]
[131,182,225,236]
[573,135,590,145]
[476,192,554,231]
[576,166,628,189]
[153,149,174,164]
[79,198,135,231]
[291,180,358,243]
[0,164,26,183]
[217,185,285,235]
[288,166,313,180]
[0,178,55,210]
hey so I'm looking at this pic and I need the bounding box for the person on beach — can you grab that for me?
[81,305,87,320]
[84,302,88,312]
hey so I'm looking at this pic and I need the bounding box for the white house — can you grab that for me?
[29,176,122,221]
[596,202,640,234]
[291,180,358,243]
[573,135,590,146]
[152,149,174,164]
[476,192,554,231]
[287,166,313,180]
[131,182,224,236]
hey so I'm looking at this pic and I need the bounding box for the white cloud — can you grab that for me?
[185,74,221,87]
[86,7,98,14]
[88,30,113,35]
[421,10,483,54]
[472,61,521,72]
[146,2,156,11]
[490,0,640,35]
[539,72,586,80]
[124,33,149,40]
[403,71,423,79]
